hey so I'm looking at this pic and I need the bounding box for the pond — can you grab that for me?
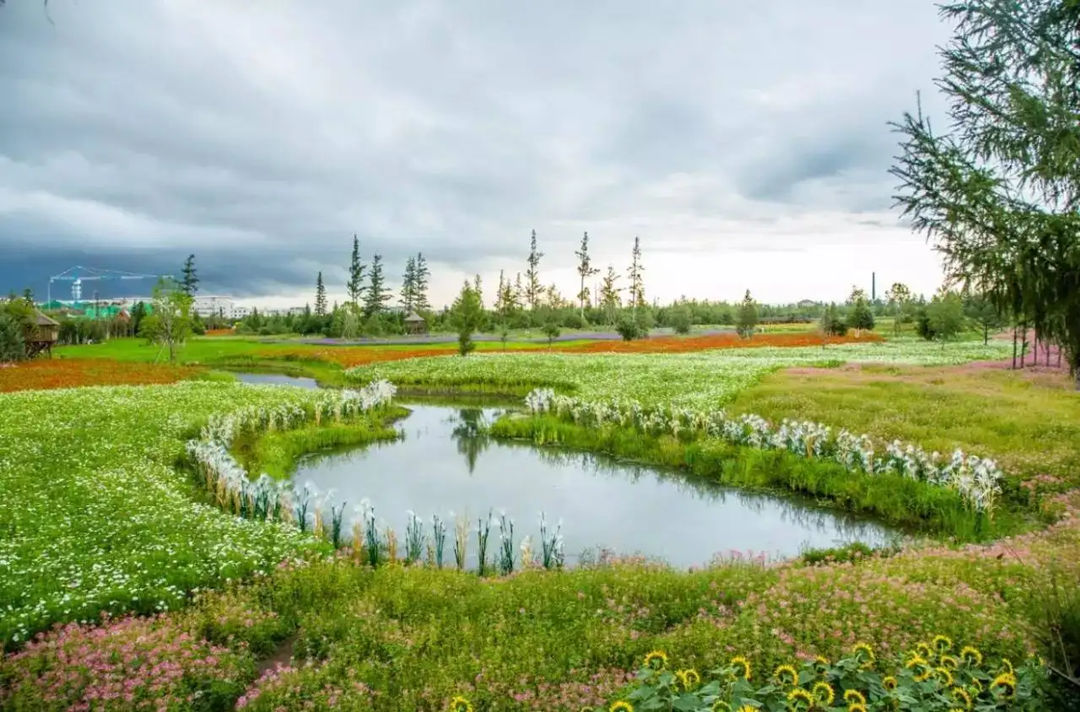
[233,372,897,567]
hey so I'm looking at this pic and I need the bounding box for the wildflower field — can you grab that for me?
[347,340,1013,407]
[1,335,1078,710]
[0,358,202,392]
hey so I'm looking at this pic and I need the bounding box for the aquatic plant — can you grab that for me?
[476,510,493,576]
[498,511,515,575]
[432,513,447,568]
[539,511,564,570]
[405,510,425,564]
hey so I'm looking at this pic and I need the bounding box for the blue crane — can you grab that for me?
[47,266,171,304]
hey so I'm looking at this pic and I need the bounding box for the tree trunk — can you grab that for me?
[1012,327,1018,369]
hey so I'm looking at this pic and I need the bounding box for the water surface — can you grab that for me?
[292,404,896,568]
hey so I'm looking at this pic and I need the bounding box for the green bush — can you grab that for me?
[0,313,24,362]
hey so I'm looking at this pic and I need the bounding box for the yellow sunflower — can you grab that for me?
[935,666,954,686]
[812,655,830,677]
[991,672,1017,698]
[812,681,835,706]
[969,679,984,693]
[932,634,953,653]
[905,655,932,682]
[848,705,867,712]
[730,655,752,680]
[773,664,798,687]
[609,702,634,712]
[643,650,668,671]
[710,701,731,712]
[735,707,757,712]
[999,658,1014,675]
[852,642,875,668]
[959,645,982,666]
[882,675,898,691]
[786,688,814,711]
[843,689,866,706]
[915,641,934,660]
[951,686,973,710]
[676,668,701,690]
[450,696,474,712]
[939,654,959,670]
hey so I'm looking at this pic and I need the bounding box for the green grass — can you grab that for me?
[730,364,1080,489]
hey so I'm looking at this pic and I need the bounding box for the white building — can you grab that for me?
[192,295,244,319]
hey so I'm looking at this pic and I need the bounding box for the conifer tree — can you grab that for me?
[314,272,328,316]
[413,253,431,311]
[524,229,543,310]
[347,235,365,307]
[575,231,599,319]
[599,265,621,325]
[180,254,199,297]
[627,237,645,313]
[735,289,758,338]
[400,256,417,311]
[364,254,391,317]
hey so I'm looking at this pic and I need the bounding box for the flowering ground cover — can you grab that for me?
[0,382,397,648]
[0,358,202,392]
[346,340,1013,408]
[562,330,883,354]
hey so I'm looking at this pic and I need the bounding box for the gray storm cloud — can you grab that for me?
[0,1,950,304]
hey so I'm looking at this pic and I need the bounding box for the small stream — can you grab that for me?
[234,372,897,567]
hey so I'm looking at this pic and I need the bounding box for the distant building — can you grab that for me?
[403,311,427,334]
[797,299,818,308]
[192,295,248,319]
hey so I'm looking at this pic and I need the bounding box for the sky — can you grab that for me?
[0,1,954,309]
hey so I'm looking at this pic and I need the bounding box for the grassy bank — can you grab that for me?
[231,406,408,479]
[490,414,1030,540]
[731,364,1080,490]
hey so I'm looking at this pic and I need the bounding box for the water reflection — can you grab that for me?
[292,404,899,568]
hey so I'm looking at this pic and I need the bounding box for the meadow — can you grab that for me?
[1,333,1076,710]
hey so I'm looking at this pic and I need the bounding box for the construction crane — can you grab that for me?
[47,266,171,304]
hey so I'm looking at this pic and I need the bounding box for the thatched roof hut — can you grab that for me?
[403,311,427,334]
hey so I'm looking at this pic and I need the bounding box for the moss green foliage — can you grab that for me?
[490,415,1026,540]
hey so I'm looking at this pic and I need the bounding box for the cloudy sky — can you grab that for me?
[0,1,952,308]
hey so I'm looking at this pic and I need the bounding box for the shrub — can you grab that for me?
[616,315,641,341]
[670,306,692,335]
[0,312,25,362]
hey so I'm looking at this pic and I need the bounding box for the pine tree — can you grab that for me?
[599,265,621,325]
[627,237,645,313]
[524,229,543,310]
[473,274,483,309]
[314,272,328,316]
[575,231,599,319]
[400,256,417,311]
[181,254,199,296]
[347,235,365,307]
[513,273,525,311]
[364,254,391,317]
[735,289,758,338]
[494,270,507,316]
[413,253,431,311]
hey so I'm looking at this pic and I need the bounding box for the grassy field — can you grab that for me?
[1,334,1076,710]
[730,363,1080,488]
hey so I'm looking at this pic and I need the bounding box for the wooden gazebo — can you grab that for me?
[27,310,59,358]
[403,311,427,335]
